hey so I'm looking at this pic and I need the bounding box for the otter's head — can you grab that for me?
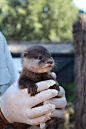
[21,45,54,73]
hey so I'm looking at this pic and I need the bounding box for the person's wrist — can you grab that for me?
[1,96,12,123]
[0,97,10,128]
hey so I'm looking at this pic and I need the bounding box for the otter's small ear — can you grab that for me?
[23,52,28,57]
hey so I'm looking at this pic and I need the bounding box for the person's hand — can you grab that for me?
[48,72,67,118]
[44,86,67,118]
[0,80,58,125]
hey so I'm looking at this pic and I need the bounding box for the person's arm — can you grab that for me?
[0,32,19,96]
[0,32,19,85]
[0,32,19,128]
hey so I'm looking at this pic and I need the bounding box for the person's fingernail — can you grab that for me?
[51,89,58,96]
[44,100,49,105]
[41,115,51,123]
[40,123,46,129]
[47,117,51,120]
[49,104,55,111]
[45,80,56,87]
[46,112,51,118]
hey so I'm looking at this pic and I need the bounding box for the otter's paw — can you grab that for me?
[55,81,60,92]
[27,83,38,96]
[46,117,60,129]
[49,81,60,92]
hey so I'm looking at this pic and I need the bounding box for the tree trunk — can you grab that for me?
[72,13,86,129]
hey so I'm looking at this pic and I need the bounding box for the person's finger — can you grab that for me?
[51,109,64,118]
[50,72,56,79]
[27,104,55,119]
[28,89,58,107]
[57,86,65,97]
[26,113,51,125]
[44,98,67,109]
[36,80,56,92]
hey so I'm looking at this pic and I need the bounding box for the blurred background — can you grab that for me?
[0,0,79,41]
[0,0,86,129]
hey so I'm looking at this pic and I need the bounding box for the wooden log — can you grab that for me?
[73,13,86,129]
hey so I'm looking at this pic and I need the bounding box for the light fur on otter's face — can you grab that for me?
[22,45,54,73]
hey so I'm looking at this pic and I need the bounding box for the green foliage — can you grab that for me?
[0,0,79,41]
[59,82,75,103]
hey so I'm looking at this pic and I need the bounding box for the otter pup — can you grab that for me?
[11,45,60,129]
[19,45,60,96]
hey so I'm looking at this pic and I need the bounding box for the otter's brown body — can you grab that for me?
[12,45,60,129]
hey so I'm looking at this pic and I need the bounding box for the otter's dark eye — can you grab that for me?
[38,56,42,60]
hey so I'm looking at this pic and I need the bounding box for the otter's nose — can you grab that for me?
[47,61,53,64]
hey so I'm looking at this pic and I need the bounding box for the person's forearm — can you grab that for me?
[0,97,10,128]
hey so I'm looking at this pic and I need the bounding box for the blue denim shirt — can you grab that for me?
[0,32,19,95]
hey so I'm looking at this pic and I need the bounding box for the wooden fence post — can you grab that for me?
[72,13,86,129]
